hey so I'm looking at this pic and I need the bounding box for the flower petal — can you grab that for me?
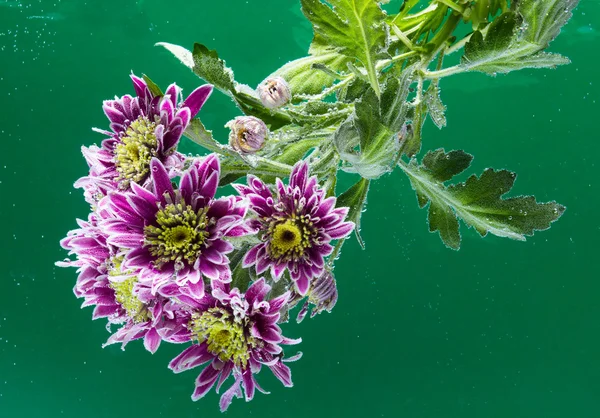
[183,84,213,118]
[143,328,161,354]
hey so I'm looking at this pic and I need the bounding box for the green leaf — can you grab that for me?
[230,245,254,293]
[335,68,414,179]
[422,149,473,182]
[218,156,292,186]
[183,119,232,156]
[301,0,389,95]
[461,12,570,75]
[272,137,322,166]
[337,77,369,102]
[191,43,236,93]
[286,101,352,128]
[156,42,235,95]
[270,52,351,97]
[267,272,292,300]
[155,42,195,69]
[142,74,163,97]
[400,148,566,250]
[336,178,370,248]
[517,0,580,47]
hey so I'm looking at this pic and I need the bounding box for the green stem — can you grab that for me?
[297,50,419,102]
[350,6,380,97]
[390,0,420,25]
[447,24,491,55]
[376,51,418,70]
[327,238,346,269]
[422,64,465,79]
[311,146,338,175]
[221,163,291,179]
[423,12,461,62]
[396,75,425,160]
[390,24,417,51]
[295,76,354,101]
[436,0,465,14]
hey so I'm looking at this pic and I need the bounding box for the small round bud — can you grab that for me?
[226,116,268,154]
[257,76,291,109]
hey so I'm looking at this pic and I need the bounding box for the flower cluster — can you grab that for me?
[58,76,353,411]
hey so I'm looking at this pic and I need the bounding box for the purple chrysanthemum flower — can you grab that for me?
[76,75,213,203]
[57,213,175,353]
[100,155,252,298]
[57,212,120,320]
[234,162,354,295]
[168,279,301,412]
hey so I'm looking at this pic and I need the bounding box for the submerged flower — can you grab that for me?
[290,270,338,323]
[56,214,171,353]
[56,213,122,321]
[169,279,301,412]
[101,155,251,298]
[76,75,213,203]
[257,76,291,109]
[234,162,354,295]
[226,116,268,154]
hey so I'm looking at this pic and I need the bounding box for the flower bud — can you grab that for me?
[293,271,338,323]
[257,76,291,109]
[226,116,268,154]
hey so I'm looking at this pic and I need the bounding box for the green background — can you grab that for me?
[1,0,599,417]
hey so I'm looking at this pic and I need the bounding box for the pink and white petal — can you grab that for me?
[242,370,256,402]
[293,273,310,296]
[169,345,209,373]
[269,361,293,387]
[219,377,243,412]
[182,84,213,118]
[245,278,270,306]
[150,158,174,204]
[143,328,162,354]
[289,161,308,191]
[242,244,261,268]
[326,221,355,239]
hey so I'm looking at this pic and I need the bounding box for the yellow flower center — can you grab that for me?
[271,221,302,253]
[144,203,210,270]
[108,259,149,323]
[189,308,256,368]
[267,217,314,261]
[115,116,158,188]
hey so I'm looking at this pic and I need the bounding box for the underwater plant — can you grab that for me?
[58,0,578,411]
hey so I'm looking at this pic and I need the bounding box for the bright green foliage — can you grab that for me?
[335,69,413,179]
[160,0,578,251]
[402,149,566,250]
[270,52,350,97]
[517,0,579,47]
[191,43,236,93]
[141,74,163,97]
[301,0,389,95]
[461,11,569,75]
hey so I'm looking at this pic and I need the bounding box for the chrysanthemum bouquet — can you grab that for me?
[58,0,577,411]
